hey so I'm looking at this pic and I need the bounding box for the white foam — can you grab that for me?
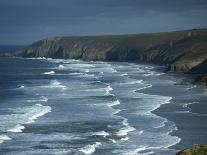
[105,85,113,94]
[85,69,90,73]
[117,126,136,137]
[108,100,120,107]
[122,80,143,85]
[92,131,110,138]
[120,137,129,141]
[126,147,148,155]
[27,96,48,103]
[79,142,101,154]
[37,57,46,59]
[58,64,65,69]
[121,73,128,76]
[109,139,117,143]
[0,135,11,144]
[154,120,167,128]
[135,84,152,91]
[143,151,154,155]
[186,85,197,90]
[182,102,198,113]
[68,72,84,76]
[19,85,25,89]
[43,71,55,75]
[27,104,52,123]
[7,124,25,133]
[139,130,144,135]
[48,80,68,90]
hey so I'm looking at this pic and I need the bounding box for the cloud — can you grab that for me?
[0,0,207,44]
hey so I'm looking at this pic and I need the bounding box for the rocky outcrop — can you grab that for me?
[14,29,207,84]
[176,144,207,155]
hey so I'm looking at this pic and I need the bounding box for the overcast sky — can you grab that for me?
[0,0,207,45]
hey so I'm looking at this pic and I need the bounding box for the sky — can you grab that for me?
[0,0,207,45]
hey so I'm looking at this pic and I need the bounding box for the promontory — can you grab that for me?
[8,28,207,84]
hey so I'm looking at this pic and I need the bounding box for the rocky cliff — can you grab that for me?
[176,144,207,155]
[14,29,207,84]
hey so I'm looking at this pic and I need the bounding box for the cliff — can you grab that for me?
[14,29,207,84]
[176,144,207,155]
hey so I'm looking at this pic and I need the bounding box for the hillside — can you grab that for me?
[13,29,207,84]
[176,144,207,155]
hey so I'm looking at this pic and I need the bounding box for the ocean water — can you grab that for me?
[0,57,207,155]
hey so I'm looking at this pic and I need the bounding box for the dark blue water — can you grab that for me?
[0,58,206,155]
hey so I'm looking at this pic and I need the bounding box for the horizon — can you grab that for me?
[1,27,207,46]
[1,0,207,45]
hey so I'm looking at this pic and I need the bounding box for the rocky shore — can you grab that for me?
[176,144,207,155]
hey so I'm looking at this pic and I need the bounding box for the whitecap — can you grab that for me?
[7,124,25,133]
[108,100,121,107]
[27,96,48,103]
[186,85,197,90]
[182,102,199,113]
[143,151,154,155]
[109,139,117,143]
[27,104,52,123]
[85,69,90,73]
[47,80,68,90]
[79,142,101,154]
[43,71,55,75]
[117,126,136,137]
[0,135,11,144]
[120,137,129,141]
[92,131,110,138]
[121,73,128,76]
[58,64,65,69]
[19,85,25,89]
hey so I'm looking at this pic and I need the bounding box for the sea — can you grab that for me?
[0,57,207,155]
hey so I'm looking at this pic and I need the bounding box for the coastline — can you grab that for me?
[2,28,207,85]
[139,72,207,152]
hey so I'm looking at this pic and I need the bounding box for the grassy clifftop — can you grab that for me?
[14,28,207,84]
[176,144,207,155]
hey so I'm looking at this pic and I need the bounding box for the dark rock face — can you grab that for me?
[14,29,207,84]
[176,144,207,155]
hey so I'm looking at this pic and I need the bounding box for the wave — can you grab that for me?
[7,124,25,133]
[0,134,11,144]
[58,64,65,69]
[19,85,25,89]
[85,69,90,73]
[27,96,48,103]
[108,100,121,107]
[109,139,117,143]
[27,104,52,123]
[92,131,110,138]
[105,85,113,95]
[113,109,122,115]
[154,120,167,128]
[135,84,152,91]
[143,151,154,155]
[79,142,102,154]
[43,71,55,75]
[28,57,52,60]
[186,85,197,90]
[116,126,136,137]
[47,80,68,90]
[182,102,201,113]
[68,72,84,76]
[121,73,128,76]
[148,96,172,113]
[121,80,143,85]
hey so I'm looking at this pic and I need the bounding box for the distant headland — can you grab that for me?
[4,28,207,85]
